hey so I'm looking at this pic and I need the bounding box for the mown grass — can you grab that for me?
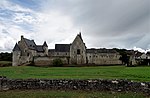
[0,66,150,81]
[0,90,147,98]
[0,61,12,67]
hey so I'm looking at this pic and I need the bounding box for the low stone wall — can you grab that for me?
[0,77,149,95]
[33,56,69,66]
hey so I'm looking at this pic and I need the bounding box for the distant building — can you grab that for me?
[12,33,122,66]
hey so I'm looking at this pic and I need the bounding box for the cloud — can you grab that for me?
[0,0,149,52]
[40,0,149,49]
[0,0,40,52]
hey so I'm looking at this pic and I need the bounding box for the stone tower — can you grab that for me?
[70,33,86,64]
[12,43,21,66]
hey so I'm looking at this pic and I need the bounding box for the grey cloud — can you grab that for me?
[0,0,149,52]
[46,0,149,49]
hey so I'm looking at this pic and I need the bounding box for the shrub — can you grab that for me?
[52,58,63,67]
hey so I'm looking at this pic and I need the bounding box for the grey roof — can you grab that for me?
[86,48,117,53]
[13,43,21,51]
[24,38,36,50]
[55,44,70,52]
[36,45,44,52]
[43,41,48,47]
[48,49,55,52]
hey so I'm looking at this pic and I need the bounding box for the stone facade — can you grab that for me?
[87,49,121,65]
[13,33,122,66]
[12,35,48,66]
[70,33,86,64]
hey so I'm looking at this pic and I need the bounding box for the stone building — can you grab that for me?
[12,35,48,66]
[12,33,122,66]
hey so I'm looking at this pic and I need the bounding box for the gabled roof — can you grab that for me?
[36,45,44,52]
[24,38,36,50]
[13,43,21,51]
[43,41,48,47]
[55,44,70,52]
[86,48,117,53]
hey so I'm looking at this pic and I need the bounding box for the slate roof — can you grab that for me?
[13,43,21,51]
[86,48,117,53]
[48,49,55,52]
[36,45,44,52]
[43,41,48,47]
[55,44,70,52]
[24,38,36,50]
[135,51,143,57]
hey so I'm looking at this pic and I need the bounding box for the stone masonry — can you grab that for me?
[12,33,122,66]
[0,77,149,96]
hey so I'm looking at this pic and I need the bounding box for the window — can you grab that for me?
[57,53,59,55]
[77,49,80,54]
[27,53,30,56]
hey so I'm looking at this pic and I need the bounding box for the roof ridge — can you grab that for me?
[13,43,21,51]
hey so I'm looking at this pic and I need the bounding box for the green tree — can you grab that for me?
[0,52,12,61]
[52,58,63,67]
[119,53,130,66]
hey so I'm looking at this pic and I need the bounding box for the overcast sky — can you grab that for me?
[0,0,149,52]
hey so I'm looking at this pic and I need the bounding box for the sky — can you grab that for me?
[0,0,149,52]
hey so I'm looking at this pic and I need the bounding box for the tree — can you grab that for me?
[52,58,63,67]
[119,53,130,66]
[0,52,12,61]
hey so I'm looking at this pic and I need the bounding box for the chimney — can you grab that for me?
[21,35,24,40]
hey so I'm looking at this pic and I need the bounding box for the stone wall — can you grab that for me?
[0,77,149,95]
[87,53,122,65]
[33,56,69,66]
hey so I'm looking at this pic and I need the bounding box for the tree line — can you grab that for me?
[0,52,12,61]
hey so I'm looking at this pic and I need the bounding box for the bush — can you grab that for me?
[52,58,63,67]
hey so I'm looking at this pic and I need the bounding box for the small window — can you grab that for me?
[77,49,80,54]
[57,53,59,55]
[66,53,67,55]
[27,53,30,56]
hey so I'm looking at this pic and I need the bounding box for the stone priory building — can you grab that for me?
[12,33,121,66]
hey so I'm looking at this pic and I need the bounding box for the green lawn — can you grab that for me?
[0,66,150,81]
[0,90,147,98]
[0,61,12,67]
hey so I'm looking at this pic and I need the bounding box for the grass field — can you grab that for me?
[0,61,12,67]
[0,66,150,81]
[0,90,147,98]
